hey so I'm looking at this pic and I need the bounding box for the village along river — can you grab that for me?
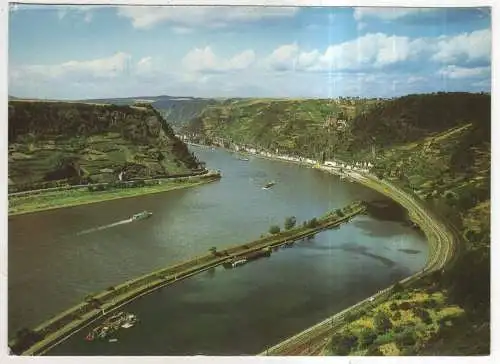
[8,146,428,355]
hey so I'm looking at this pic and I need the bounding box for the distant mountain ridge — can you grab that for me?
[9,95,220,128]
[81,95,220,128]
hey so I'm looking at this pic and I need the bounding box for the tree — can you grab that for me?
[330,332,358,355]
[373,312,393,334]
[209,246,217,255]
[284,216,297,230]
[366,345,384,356]
[307,217,319,228]
[359,327,377,348]
[414,308,433,325]
[395,328,417,347]
[269,225,281,234]
[336,209,345,217]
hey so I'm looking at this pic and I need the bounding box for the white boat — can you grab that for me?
[231,259,247,268]
[262,181,276,189]
[121,314,137,328]
[131,211,153,221]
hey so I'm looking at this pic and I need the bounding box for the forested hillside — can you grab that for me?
[8,101,202,192]
[184,97,378,158]
[183,92,491,355]
[81,95,219,128]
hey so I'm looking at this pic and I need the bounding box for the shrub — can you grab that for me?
[374,312,393,334]
[331,332,358,355]
[344,309,366,323]
[393,326,405,334]
[307,218,319,228]
[422,298,439,309]
[414,307,433,325]
[399,301,412,310]
[359,327,377,348]
[284,216,297,230]
[366,345,384,356]
[393,311,402,320]
[395,328,417,347]
[374,331,395,346]
[269,225,281,234]
[389,302,398,311]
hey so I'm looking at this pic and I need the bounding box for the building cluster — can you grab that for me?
[178,134,375,174]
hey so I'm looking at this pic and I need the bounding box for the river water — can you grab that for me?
[8,146,428,355]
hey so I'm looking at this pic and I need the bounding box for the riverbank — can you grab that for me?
[188,140,457,355]
[260,168,458,355]
[8,171,221,216]
[10,201,366,355]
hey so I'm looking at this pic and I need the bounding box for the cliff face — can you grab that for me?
[8,101,201,191]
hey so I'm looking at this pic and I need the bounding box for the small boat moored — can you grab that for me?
[85,311,138,343]
[262,181,276,189]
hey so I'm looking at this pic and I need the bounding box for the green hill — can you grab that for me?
[8,100,202,192]
[184,97,378,158]
[183,92,491,355]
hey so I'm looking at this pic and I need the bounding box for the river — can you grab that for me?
[8,145,428,355]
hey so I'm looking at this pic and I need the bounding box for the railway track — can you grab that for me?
[260,171,458,356]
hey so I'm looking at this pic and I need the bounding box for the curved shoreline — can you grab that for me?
[11,144,459,356]
[259,168,458,355]
[188,142,458,354]
[8,171,221,216]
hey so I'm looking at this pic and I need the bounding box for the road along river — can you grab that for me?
[9,146,428,355]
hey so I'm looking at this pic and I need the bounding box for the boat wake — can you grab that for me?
[76,218,133,235]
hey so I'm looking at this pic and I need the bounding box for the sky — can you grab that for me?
[8,4,492,99]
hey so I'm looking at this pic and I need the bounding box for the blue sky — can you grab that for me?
[8,5,491,99]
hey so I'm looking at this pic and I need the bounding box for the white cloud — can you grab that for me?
[439,65,490,79]
[265,43,299,71]
[117,6,298,30]
[264,28,491,73]
[12,52,132,81]
[353,8,435,21]
[182,46,256,73]
[265,33,423,72]
[432,29,491,63]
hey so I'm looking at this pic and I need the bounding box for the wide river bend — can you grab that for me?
[8,146,428,355]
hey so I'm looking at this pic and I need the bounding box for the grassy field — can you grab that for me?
[9,178,216,216]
